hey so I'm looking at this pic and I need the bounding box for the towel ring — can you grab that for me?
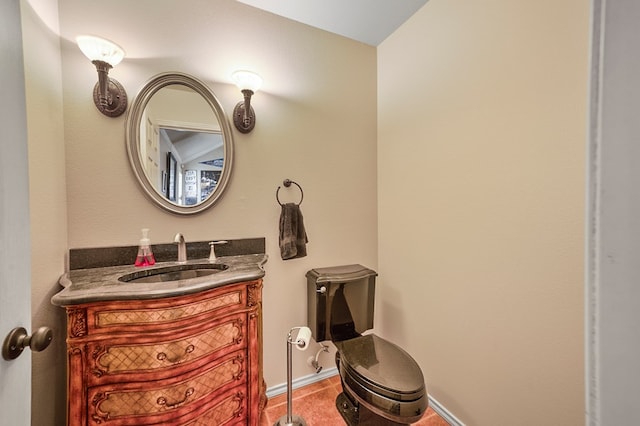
[276,179,304,206]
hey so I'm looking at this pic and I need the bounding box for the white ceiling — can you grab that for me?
[235,0,428,46]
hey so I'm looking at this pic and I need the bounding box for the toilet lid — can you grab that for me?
[336,334,425,402]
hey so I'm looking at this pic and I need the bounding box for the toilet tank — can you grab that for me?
[306,264,377,342]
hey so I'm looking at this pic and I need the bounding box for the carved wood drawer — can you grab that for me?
[180,389,246,426]
[75,283,249,336]
[85,312,246,385]
[87,351,247,425]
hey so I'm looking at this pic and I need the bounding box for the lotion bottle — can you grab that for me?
[135,228,156,267]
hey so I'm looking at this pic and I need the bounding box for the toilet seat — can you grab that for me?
[335,334,427,423]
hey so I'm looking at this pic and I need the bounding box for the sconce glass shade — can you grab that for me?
[231,70,263,93]
[76,35,128,117]
[76,35,125,67]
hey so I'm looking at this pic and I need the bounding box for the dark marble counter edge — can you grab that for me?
[52,253,267,306]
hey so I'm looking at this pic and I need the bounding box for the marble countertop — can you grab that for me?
[51,253,268,306]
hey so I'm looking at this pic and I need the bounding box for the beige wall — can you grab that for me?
[378,1,588,425]
[21,0,68,424]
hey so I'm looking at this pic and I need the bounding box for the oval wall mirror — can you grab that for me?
[125,72,234,215]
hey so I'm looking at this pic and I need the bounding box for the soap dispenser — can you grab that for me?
[135,228,156,267]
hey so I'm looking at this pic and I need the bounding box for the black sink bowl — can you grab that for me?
[118,263,228,283]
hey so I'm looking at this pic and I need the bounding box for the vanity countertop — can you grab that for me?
[51,253,267,306]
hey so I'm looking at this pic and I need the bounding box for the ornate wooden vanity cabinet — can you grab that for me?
[62,279,265,425]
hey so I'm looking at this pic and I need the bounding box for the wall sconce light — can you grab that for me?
[76,35,128,117]
[231,70,262,133]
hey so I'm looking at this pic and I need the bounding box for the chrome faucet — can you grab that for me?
[174,233,187,263]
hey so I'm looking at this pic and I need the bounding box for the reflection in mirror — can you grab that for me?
[126,73,234,214]
[141,85,223,206]
[158,128,222,205]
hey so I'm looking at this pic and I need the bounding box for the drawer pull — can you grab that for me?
[157,344,195,363]
[157,387,194,409]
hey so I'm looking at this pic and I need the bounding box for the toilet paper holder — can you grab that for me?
[291,326,311,351]
[274,326,311,426]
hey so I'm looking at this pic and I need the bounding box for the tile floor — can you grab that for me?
[260,375,449,425]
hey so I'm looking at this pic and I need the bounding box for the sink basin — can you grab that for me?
[118,263,228,283]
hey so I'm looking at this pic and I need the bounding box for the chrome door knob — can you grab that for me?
[2,326,53,360]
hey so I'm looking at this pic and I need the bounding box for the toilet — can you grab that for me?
[306,265,427,425]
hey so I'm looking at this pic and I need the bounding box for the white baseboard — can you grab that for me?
[428,395,465,426]
[266,367,339,398]
[266,368,465,426]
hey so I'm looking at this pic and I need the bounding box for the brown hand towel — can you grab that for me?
[279,203,308,260]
